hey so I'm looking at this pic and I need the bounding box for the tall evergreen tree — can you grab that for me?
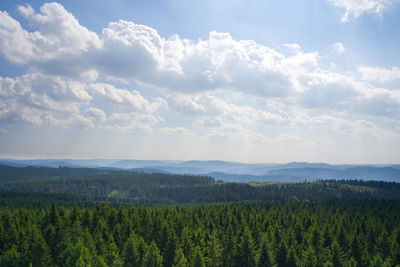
[222,225,236,266]
[275,241,288,267]
[330,239,344,267]
[143,241,163,267]
[300,245,317,267]
[122,233,147,267]
[104,241,122,267]
[174,247,188,267]
[190,246,206,267]
[206,231,222,267]
[235,226,256,267]
[286,246,297,267]
[257,238,272,267]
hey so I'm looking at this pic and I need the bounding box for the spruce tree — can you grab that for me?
[275,241,288,267]
[190,246,205,267]
[143,241,163,267]
[122,233,147,267]
[174,247,188,267]
[236,226,256,267]
[206,231,222,267]
[300,245,317,267]
[330,239,344,267]
[257,238,272,267]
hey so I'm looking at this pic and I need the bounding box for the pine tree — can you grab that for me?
[236,226,256,267]
[27,225,52,267]
[222,225,236,266]
[190,246,205,267]
[275,241,288,267]
[206,231,222,267]
[257,238,272,267]
[0,246,22,267]
[330,239,344,267]
[122,233,147,267]
[300,245,317,267]
[74,246,93,267]
[104,241,122,267]
[286,246,297,267]
[350,235,368,267]
[174,247,188,267]
[94,255,107,267]
[160,224,178,267]
[143,241,163,267]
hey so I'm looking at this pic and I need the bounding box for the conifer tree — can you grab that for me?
[206,231,222,267]
[257,238,272,267]
[222,225,236,266]
[0,246,22,267]
[190,246,205,267]
[236,226,256,267]
[104,241,122,267]
[286,246,297,267]
[330,239,344,267]
[275,241,288,267]
[27,225,52,267]
[160,224,178,267]
[174,247,188,267]
[143,241,163,267]
[300,245,317,267]
[122,233,147,267]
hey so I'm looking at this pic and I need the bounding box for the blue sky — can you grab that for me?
[0,0,399,163]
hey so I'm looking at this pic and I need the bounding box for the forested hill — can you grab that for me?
[0,165,124,182]
[1,165,400,204]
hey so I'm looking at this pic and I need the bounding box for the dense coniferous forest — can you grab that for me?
[1,165,400,266]
[1,200,400,266]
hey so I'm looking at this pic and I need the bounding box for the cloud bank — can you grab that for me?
[0,2,399,161]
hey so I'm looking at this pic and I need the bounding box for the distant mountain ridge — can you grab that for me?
[0,159,399,182]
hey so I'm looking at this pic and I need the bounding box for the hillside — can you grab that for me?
[1,165,400,204]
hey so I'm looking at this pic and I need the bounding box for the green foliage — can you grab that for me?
[275,241,288,267]
[257,237,273,267]
[143,241,163,267]
[190,246,205,267]
[173,248,188,267]
[236,226,256,266]
[206,231,222,267]
[122,233,147,267]
[0,196,400,266]
[0,246,22,267]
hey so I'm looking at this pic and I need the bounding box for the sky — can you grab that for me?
[0,0,400,164]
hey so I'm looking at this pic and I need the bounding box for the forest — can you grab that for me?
[0,165,400,266]
[1,200,400,266]
[1,165,400,204]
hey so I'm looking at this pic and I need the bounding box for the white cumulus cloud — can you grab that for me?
[329,0,397,21]
[332,42,345,55]
[358,66,400,82]
[86,107,106,122]
[160,127,194,136]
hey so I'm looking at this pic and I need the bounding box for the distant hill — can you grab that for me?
[0,159,399,182]
[266,166,400,182]
[0,165,122,183]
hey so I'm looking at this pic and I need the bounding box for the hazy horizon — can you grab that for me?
[1,0,400,164]
[0,157,399,166]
